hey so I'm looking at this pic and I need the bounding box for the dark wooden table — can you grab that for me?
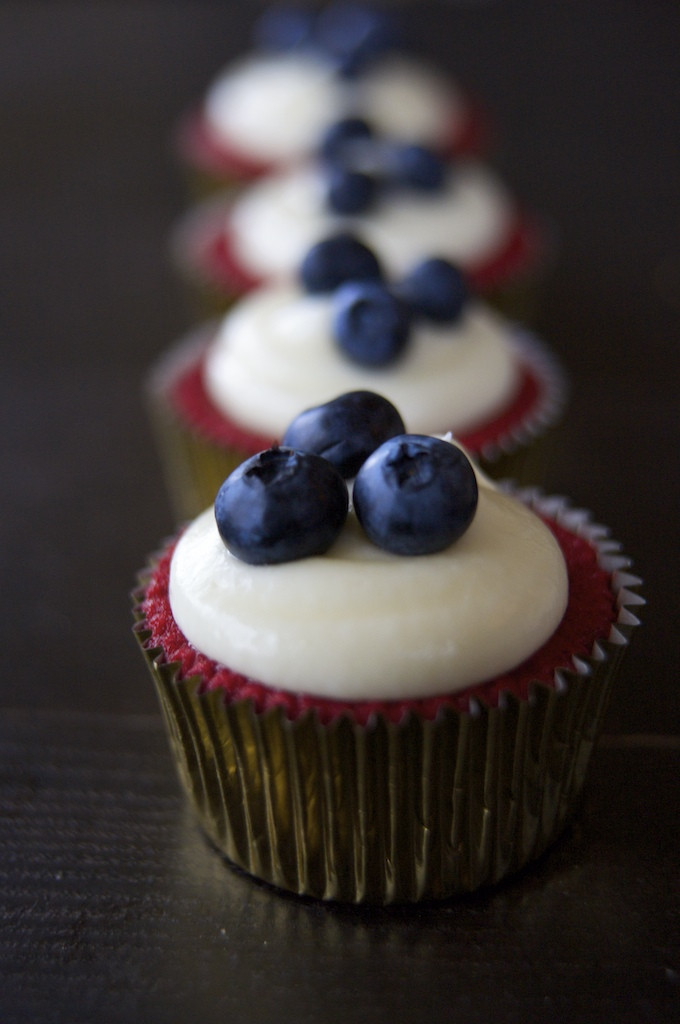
[2,3,678,1022]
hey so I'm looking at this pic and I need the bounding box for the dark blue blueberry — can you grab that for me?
[397,258,469,323]
[316,4,396,77]
[332,281,412,366]
[299,233,383,294]
[319,117,374,163]
[282,390,406,478]
[389,143,447,191]
[326,165,378,214]
[253,7,315,51]
[353,435,478,555]
[214,447,348,564]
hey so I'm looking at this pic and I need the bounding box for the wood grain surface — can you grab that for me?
[1,3,678,1021]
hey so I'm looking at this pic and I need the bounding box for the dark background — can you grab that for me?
[1,3,678,1022]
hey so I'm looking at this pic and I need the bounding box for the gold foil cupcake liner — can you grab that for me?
[476,326,567,482]
[132,490,642,903]
[169,193,244,319]
[175,149,248,205]
[483,212,558,324]
[146,326,247,522]
[147,325,567,523]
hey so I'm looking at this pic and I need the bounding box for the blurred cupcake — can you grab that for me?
[132,411,643,903]
[171,137,547,322]
[174,3,490,195]
[149,237,565,520]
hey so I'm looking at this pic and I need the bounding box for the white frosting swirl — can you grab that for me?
[169,468,568,701]
[228,161,513,280]
[204,53,462,163]
[204,287,519,437]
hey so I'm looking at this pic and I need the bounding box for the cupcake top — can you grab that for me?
[203,238,521,439]
[204,285,518,438]
[168,397,569,702]
[226,158,514,283]
[205,54,464,166]
[198,5,472,172]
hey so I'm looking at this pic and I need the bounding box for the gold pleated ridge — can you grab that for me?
[132,490,643,903]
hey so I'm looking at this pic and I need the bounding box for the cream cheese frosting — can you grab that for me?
[168,464,569,700]
[228,160,514,280]
[204,53,462,163]
[203,286,520,437]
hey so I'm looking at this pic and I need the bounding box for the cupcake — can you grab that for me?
[132,398,643,903]
[149,237,565,520]
[174,3,490,195]
[171,142,546,321]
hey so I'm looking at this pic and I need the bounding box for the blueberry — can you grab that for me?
[319,117,374,162]
[316,3,395,76]
[214,447,348,564]
[326,165,378,214]
[397,258,469,323]
[282,390,406,478]
[389,144,447,191]
[299,233,383,294]
[253,7,315,51]
[353,435,478,555]
[333,281,412,366]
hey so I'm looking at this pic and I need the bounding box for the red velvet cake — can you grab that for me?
[132,444,642,902]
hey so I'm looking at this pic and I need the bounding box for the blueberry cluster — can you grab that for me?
[299,234,470,366]
[319,117,448,214]
[254,3,397,78]
[215,392,478,564]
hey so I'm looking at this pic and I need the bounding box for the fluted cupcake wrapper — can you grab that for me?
[473,327,566,481]
[145,326,250,522]
[132,491,642,903]
[169,194,257,319]
[146,325,567,523]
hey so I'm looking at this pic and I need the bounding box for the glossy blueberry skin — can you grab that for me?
[389,144,447,191]
[254,7,315,51]
[397,258,469,323]
[333,281,412,366]
[319,117,374,162]
[214,447,348,565]
[353,435,478,555]
[326,165,378,214]
[299,233,383,294]
[282,390,406,478]
[316,4,395,77]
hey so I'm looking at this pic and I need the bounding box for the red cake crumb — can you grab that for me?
[138,517,617,727]
[166,342,544,460]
